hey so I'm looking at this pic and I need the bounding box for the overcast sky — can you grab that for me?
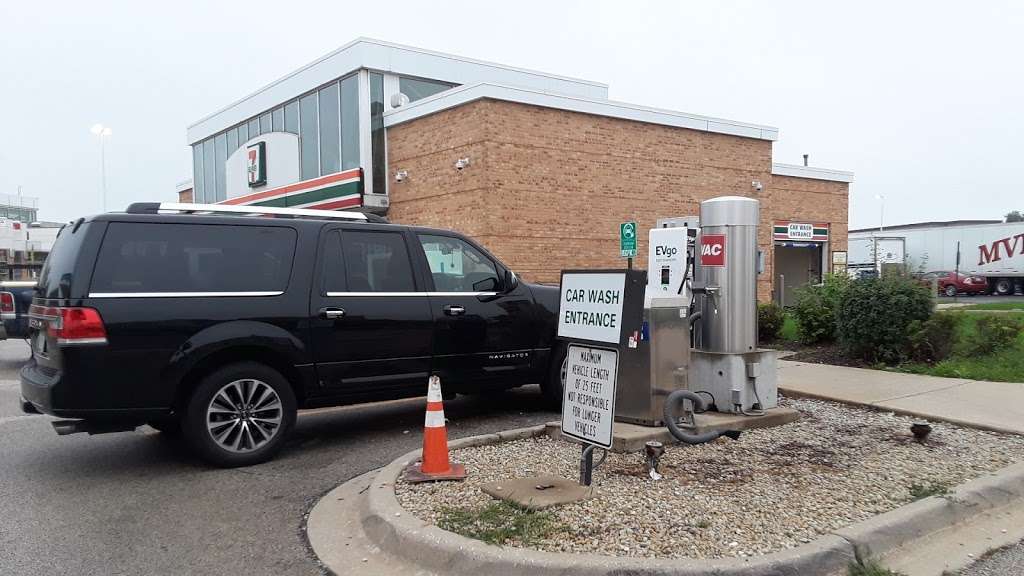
[1,1,1021,229]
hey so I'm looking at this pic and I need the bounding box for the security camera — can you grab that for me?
[454,157,470,171]
[752,180,763,192]
[395,170,408,183]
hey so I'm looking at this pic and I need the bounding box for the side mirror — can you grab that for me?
[504,269,519,292]
[472,276,500,292]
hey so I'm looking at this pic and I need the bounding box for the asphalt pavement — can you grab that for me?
[0,339,558,575]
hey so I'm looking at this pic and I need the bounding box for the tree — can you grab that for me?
[1007,211,1024,223]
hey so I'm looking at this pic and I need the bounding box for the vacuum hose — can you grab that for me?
[663,389,742,445]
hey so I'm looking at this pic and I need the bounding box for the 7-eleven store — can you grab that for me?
[182,38,853,302]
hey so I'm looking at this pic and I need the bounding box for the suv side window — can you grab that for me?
[417,234,500,292]
[319,231,347,293]
[91,222,296,294]
[341,231,416,292]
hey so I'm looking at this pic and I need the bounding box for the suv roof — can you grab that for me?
[123,202,390,224]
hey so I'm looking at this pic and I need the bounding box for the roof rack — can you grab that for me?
[126,202,389,223]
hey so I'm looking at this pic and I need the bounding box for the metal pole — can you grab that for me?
[580,445,594,486]
[100,135,108,212]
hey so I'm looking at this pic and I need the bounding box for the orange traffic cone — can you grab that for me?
[404,375,467,483]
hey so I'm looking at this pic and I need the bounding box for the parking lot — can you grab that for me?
[0,339,556,575]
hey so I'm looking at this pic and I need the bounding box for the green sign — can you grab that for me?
[619,221,637,258]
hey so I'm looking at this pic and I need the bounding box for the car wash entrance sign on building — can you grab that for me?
[562,344,618,448]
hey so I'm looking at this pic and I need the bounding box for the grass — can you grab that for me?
[957,301,1024,311]
[848,559,907,576]
[438,500,562,546]
[896,313,1024,383]
[908,481,950,501]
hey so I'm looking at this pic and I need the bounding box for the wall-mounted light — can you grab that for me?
[751,180,763,192]
[395,169,408,183]
[454,157,470,171]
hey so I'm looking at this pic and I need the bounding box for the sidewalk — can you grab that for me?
[778,360,1024,434]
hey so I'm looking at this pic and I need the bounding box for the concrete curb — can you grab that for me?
[309,426,1024,576]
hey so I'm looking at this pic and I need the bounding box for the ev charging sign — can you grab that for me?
[700,234,726,267]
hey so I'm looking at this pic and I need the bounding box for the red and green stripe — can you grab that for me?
[219,168,362,210]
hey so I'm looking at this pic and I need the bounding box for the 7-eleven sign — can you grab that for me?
[246,142,267,187]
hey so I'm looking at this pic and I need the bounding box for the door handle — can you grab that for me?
[319,307,346,320]
[443,305,466,316]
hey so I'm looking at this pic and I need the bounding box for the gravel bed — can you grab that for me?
[396,397,1024,559]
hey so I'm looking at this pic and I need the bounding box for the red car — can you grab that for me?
[917,271,988,297]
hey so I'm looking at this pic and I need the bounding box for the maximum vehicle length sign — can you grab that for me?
[561,343,618,449]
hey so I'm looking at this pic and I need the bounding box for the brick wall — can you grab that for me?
[387,99,848,302]
[178,188,194,203]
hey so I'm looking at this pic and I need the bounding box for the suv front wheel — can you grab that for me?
[182,361,297,467]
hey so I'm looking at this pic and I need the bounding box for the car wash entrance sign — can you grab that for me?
[556,269,645,453]
[562,344,618,449]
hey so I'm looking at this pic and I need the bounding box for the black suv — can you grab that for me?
[21,203,565,466]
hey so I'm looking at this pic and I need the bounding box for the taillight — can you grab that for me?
[30,305,107,345]
[0,292,14,320]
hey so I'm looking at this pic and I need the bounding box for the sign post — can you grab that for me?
[620,221,637,269]
[557,269,645,486]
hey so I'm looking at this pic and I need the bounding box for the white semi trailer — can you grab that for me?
[849,220,1024,295]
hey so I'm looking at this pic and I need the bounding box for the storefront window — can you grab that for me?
[226,127,238,154]
[247,119,259,140]
[370,72,385,195]
[238,122,248,146]
[272,107,284,132]
[202,137,216,203]
[340,74,359,170]
[284,101,299,134]
[192,143,205,202]
[299,92,319,180]
[259,113,272,135]
[318,82,340,175]
[214,132,227,201]
[399,77,454,102]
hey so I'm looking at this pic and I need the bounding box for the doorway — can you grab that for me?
[774,242,823,306]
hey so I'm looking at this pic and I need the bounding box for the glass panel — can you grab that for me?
[417,235,500,292]
[259,113,272,135]
[318,82,340,175]
[214,132,227,201]
[340,75,359,170]
[272,107,284,132]
[247,119,259,139]
[91,223,296,293]
[399,77,455,102]
[319,231,346,293]
[192,143,205,201]
[238,122,248,146]
[202,137,216,203]
[299,93,319,180]
[341,231,415,292]
[226,127,238,154]
[36,222,92,299]
[369,72,385,195]
[284,101,299,134]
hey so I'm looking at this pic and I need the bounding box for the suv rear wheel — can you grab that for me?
[182,362,296,467]
[540,344,567,409]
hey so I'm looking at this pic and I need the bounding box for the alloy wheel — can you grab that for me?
[206,378,283,453]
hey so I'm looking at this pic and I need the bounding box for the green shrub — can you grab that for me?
[837,276,934,363]
[757,302,785,342]
[907,313,957,362]
[790,274,850,344]
[959,315,1023,357]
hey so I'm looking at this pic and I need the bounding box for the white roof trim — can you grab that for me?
[187,38,608,144]
[772,163,854,183]
[174,178,193,193]
[384,83,780,142]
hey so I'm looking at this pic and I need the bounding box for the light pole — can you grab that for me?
[874,194,885,233]
[90,123,112,211]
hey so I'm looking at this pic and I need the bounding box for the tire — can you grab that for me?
[944,284,957,297]
[994,278,1013,296]
[182,362,296,468]
[540,344,567,409]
